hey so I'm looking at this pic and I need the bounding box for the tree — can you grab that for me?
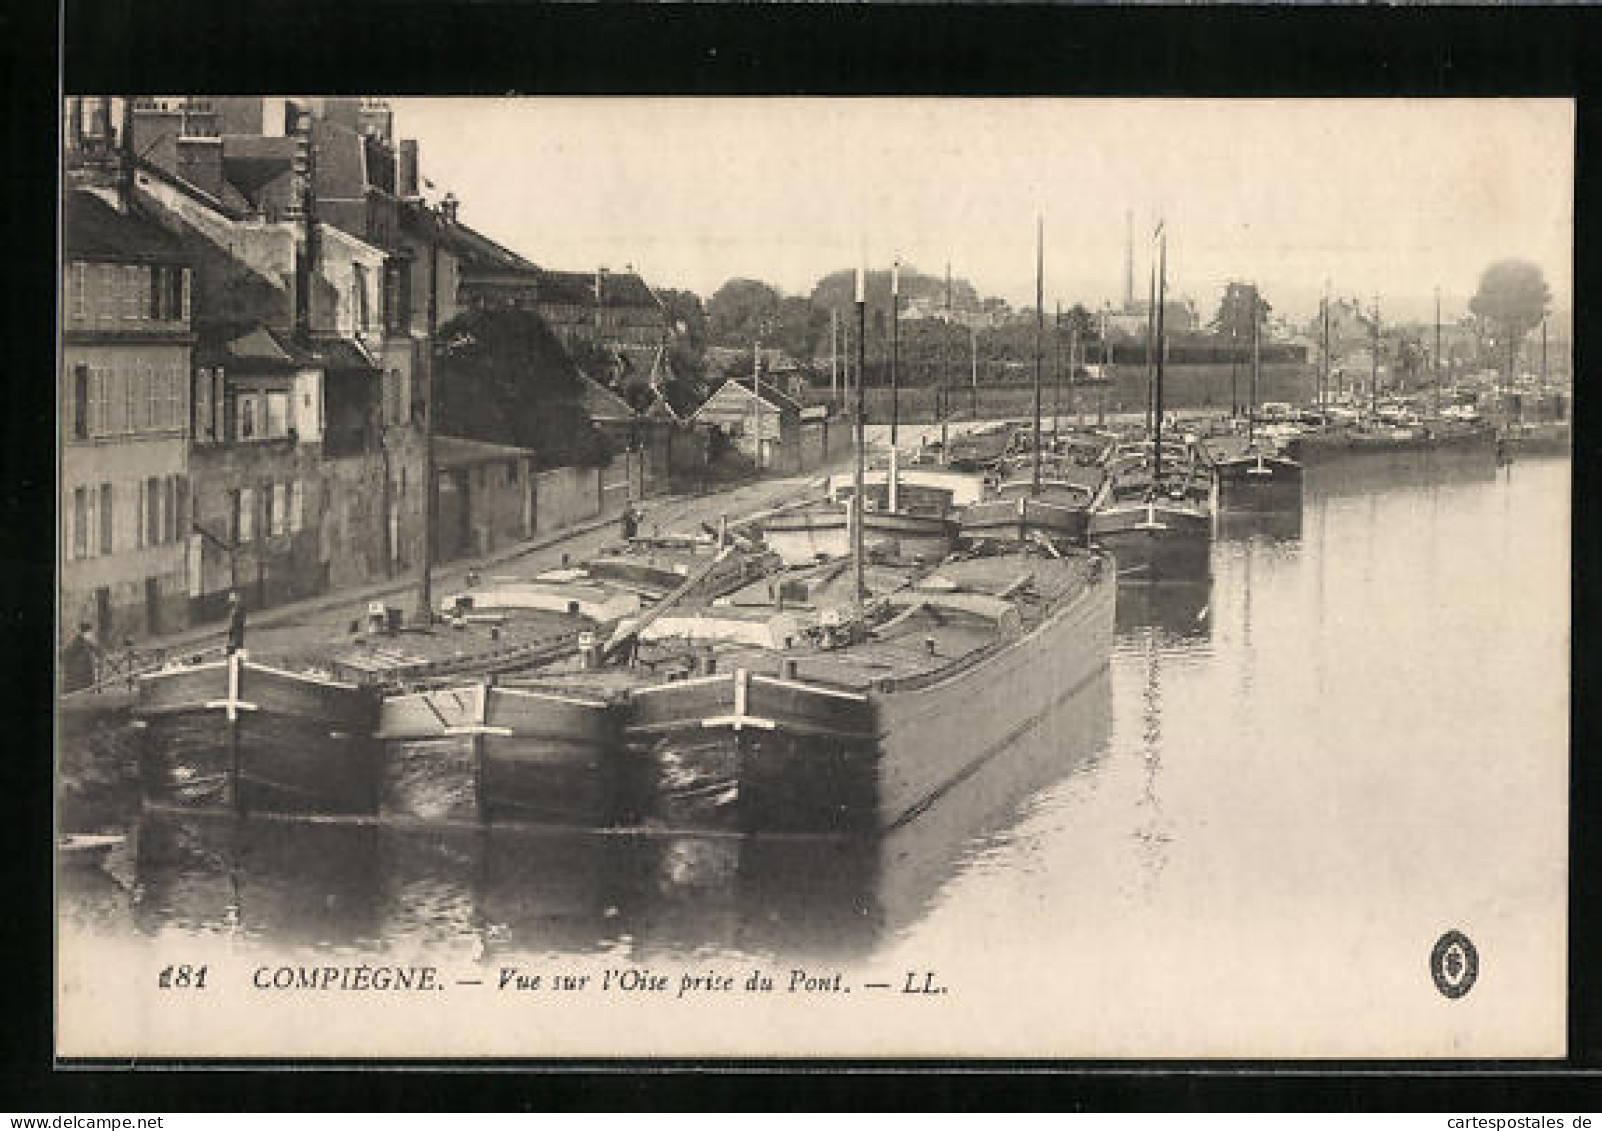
[1469,259,1550,378]
[657,287,709,350]
[1061,304,1099,344]
[1210,282,1269,344]
[809,265,980,314]
[434,306,612,468]
[706,278,782,346]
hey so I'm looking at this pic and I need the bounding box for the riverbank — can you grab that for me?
[64,459,851,698]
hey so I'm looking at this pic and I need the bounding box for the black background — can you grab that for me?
[5,0,1598,1110]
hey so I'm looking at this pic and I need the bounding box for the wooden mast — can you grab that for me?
[890,258,901,450]
[1434,286,1442,420]
[1321,282,1331,413]
[1153,222,1167,493]
[1249,284,1260,447]
[1052,302,1062,441]
[1370,294,1381,420]
[852,266,867,626]
[1032,216,1043,496]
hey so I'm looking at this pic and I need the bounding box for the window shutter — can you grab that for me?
[73,487,87,560]
[100,483,113,554]
[175,477,189,542]
[136,479,146,550]
[181,268,191,323]
[147,476,161,547]
[194,368,210,440]
[84,487,97,559]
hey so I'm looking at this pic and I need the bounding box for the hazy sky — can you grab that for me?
[392,98,1572,325]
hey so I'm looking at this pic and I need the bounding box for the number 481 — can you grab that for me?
[157,964,208,989]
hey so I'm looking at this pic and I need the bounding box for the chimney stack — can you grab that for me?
[398,140,420,199]
[440,192,459,223]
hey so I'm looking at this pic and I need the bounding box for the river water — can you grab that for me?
[58,452,1569,1058]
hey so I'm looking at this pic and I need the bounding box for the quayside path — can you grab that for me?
[72,464,845,693]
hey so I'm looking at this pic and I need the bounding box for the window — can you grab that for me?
[89,368,105,436]
[265,391,289,438]
[100,266,116,322]
[145,364,160,430]
[71,487,87,560]
[123,365,137,433]
[289,480,303,533]
[175,477,189,542]
[124,266,141,320]
[239,395,257,440]
[99,483,113,555]
[212,368,226,439]
[148,266,163,320]
[264,482,277,538]
[227,489,242,545]
[383,260,410,334]
[145,476,161,547]
[273,483,289,537]
[84,486,98,559]
[238,486,255,542]
[167,266,183,321]
[72,365,89,439]
[192,369,211,439]
[168,366,183,432]
[353,264,371,333]
[71,263,86,320]
[164,477,178,543]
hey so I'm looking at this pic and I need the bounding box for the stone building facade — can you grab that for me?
[61,189,195,644]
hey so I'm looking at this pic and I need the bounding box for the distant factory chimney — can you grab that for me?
[1123,210,1134,312]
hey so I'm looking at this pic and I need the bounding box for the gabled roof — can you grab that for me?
[64,190,191,265]
[195,324,313,372]
[194,324,381,374]
[538,269,661,311]
[403,202,541,274]
[577,373,638,422]
[308,335,381,372]
[690,377,801,421]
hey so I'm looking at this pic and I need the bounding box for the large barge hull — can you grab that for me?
[1213,455,1304,512]
[1089,504,1213,583]
[870,566,1115,829]
[1285,424,1497,467]
[136,658,382,816]
[762,508,957,567]
[619,566,1116,833]
[960,497,1091,545]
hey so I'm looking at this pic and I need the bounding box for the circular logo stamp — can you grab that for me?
[1430,930,1479,999]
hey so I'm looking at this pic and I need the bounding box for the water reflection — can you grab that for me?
[1300,448,1497,500]
[1116,579,1213,641]
[67,667,1114,963]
